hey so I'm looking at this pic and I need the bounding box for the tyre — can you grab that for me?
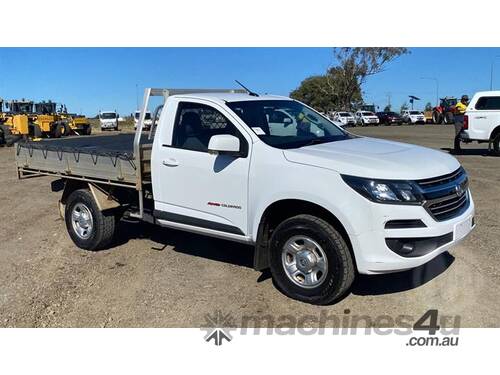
[492,133,500,155]
[30,123,42,138]
[83,125,92,135]
[432,111,442,124]
[454,134,461,153]
[1,126,21,146]
[53,122,67,138]
[65,189,117,250]
[444,112,454,124]
[269,214,355,305]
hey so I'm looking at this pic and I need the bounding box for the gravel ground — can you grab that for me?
[0,124,498,328]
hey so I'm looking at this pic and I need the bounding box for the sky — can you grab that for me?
[1,47,500,116]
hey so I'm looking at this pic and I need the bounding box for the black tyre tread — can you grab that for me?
[270,214,355,305]
[454,134,461,153]
[65,189,116,250]
[492,133,500,155]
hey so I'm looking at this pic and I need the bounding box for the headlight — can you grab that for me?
[341,175,424,204]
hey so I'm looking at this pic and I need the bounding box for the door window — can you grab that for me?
[172,102,248,156]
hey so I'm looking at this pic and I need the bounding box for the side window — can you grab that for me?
[475,96,500,110]
[172,102,248,156]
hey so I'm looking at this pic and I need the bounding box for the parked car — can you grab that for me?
[355,111,379,126]
[402,110,426,124]
[15,88,475,305]
[134,110,153,130]
[99,111,119,131]
[457,91,500,154]
[332,111,356,127]
[376,111,403,125]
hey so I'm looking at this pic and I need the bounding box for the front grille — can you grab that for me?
[417,167,465,188]
[416,167,470,221]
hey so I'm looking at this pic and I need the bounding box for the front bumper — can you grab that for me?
[349,192,475,274]
[101,122,117,129]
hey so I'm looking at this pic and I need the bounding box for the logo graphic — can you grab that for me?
[201,310,237,346]
[455,184,465,197]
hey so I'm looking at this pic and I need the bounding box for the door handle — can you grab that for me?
[162,158,179,167]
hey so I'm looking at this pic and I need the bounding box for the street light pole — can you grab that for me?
[421,77,439,106]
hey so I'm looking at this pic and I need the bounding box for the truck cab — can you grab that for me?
[460,91,500,154]
[99,111,119,131]
[134,110,152,130]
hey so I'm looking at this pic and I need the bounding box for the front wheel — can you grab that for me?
[269,214,355,305]
[65,189,117,250]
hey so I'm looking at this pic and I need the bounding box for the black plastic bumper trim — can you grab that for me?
[385,219,427,229]
[385,232,453,258]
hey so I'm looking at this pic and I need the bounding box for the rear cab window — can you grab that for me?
[475,96,500,110]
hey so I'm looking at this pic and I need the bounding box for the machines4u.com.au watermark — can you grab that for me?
[201,309,460,346]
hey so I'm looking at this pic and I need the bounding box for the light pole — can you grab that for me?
[490,56,500,90]
[421,77,439,107]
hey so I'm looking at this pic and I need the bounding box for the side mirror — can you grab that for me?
[208,134,241,156]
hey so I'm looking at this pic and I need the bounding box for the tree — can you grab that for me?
[425,102,433,111]
[325,48,409,110]
[384,104,392,112]
[290,48,408,112]
[290,75,338,113]
[400,102,409,112]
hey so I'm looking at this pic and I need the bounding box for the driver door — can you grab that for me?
[152,100,252,237]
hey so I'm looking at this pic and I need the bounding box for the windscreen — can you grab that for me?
[135,112,152,120]
[226,100,352,150]
[100,112,117,119]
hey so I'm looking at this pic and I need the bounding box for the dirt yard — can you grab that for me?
[0,124,498,327]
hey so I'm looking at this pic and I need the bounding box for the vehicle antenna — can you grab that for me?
[235,80,259,97]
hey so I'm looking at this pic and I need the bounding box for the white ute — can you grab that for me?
[458,91,500,154]
[16,88,475,305]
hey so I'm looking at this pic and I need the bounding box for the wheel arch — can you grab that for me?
[489,125,500,141]
[253,198,355,271]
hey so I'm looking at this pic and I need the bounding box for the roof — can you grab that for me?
[472,90,500,96]
[170,92,291,104]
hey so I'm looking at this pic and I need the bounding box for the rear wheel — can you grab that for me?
[269,214,355,305]
[83,124,92,135]
[30,123,42,138]
[444,112,454,124]
[432,111,442,124]
[53,122,67,138]
[492,133,500,155]
[65,189,117,250]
